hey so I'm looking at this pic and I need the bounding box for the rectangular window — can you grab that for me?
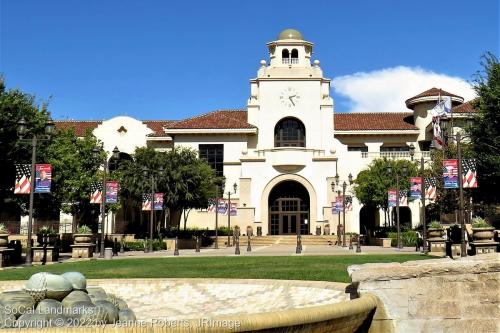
[199,144,224,177]
[347,146,368,152]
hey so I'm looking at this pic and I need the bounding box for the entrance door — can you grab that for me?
[268,181,310,235]
[281,214,298,234]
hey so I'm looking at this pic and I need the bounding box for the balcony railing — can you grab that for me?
[360,151,431,159]
[282,58,299,64]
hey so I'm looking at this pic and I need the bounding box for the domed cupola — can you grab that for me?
[267,29,313,68]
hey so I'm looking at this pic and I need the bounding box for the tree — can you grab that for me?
[116,146,219,233]
[468,53,500,206]
[44,128,104,230]
[0,77,51,221]
[353,158,418,226]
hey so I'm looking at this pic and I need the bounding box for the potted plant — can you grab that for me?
[37,225,59,246]
[74,225,93,244]
[324,224,331,235]
[427,221,444,239]
[471,217,494,242]
[0,224,9,248]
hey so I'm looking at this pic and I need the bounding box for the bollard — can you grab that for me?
[296,234,302,254]
[356,234,362,253]
[349,235,353,250]
[113,238,118,256]
[247,235,251,252]
[104,247,113,260]
[195,236,200,253]
[120,236,125,254]
[174,236,179,256]
[144,239,149,253]
[235,236,240,255]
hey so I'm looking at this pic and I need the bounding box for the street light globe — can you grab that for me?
[112,146,120,159]
[45,117,55,136]
[233,182,238,193]
[17,118,27,138]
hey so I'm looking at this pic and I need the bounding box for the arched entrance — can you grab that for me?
[359,205,378,236]
[391,207,412,229]
[268,181,310,235]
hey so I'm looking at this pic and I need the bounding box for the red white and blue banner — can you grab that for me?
[410,177,422,199]
[90,181,103,204]
[332,196,343,213]
[142,193,152,211]
[388,189,397,207]
[399,189,408,206]
[34,164,51,193]
[14,164,31,194]
[153,193,163,210]
[443,159,459,189]
[345,195,353,211]
[425,178,437,201]
[105,181,119,203]
[462,159,478,188]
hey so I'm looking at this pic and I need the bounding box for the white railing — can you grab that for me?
[360,151,431,159]
[252,148,325,158]
[282,58,299,64]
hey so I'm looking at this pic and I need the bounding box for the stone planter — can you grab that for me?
[73,233,92,244]
[0,233,9,248]
[427,228,444,239]
[472,227,495,242]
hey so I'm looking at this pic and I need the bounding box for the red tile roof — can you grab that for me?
[55,121,102,137]
[452,99,478,114]
[167,110,255,130]
[334,112,418,131]
[143,120,178,137]
[405,87,463,106]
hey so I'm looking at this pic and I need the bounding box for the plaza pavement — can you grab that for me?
[84,243,421,260]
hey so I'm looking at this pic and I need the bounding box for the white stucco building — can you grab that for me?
[55,29,476,236]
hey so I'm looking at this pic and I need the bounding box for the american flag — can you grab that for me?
[345,195,353,211]
[399,189,408,206]
[462,159,478,188]
[207,198,217,212]
[425,178,437,200]
[142,193,152,211]
[90,181,103,204]
[15,164,31,194]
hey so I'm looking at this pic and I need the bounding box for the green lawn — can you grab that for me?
[0,254,429,283]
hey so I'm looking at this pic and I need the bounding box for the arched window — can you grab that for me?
[291,49,298,58]
[274,117,306,147]
[282,49,290,59]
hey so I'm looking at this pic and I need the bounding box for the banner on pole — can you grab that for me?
[388,189,397,207]
[410,177,422,199]
[14,164,31,194]
[345,196,353,211]
[34,164,51,193]
[142,193,152,211]
[153,193,163,211]
[443,159,459,188]
[399,189,408,207]
[90,181,103,204]
[105,181,119,203]
[425,178,437,200]
[332,196,343,213]
[462,159,478,188]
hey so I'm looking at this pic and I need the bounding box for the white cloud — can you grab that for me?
[331,66,476,113]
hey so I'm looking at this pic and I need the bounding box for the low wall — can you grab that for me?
[348,253,500,333]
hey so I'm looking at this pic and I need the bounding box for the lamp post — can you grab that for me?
[331,180,342,246]
[142,166,164,253]
[17,117,55,265]
[387,164,407,249]
[92,146,120,258]
[409,143,434,254]
[334,173,353,247]
[214,185,219,249]
[227,183,237,247]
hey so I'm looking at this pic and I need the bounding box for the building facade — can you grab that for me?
[54,29,476,236]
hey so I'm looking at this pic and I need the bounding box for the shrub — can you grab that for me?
[76,225,92,234]
[125,240,166,251]
[429,221,442,229]
[387,230,418,247]
[38,225,56,235]
[0,224,8,233]
[472,216,490,228]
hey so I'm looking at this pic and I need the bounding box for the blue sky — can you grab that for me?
[1,0,498,120]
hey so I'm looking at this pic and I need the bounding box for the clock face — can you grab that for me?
[280,87,300,108]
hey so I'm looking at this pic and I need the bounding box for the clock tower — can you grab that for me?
[247,29,334,152]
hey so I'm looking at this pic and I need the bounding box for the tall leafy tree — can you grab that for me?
[468,53,500,207]
[353,158,418,225]
[0,77,51,221]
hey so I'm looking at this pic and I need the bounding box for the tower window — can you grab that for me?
[291,49,298,64]
[199,144,224,177]
[282,49,290,64]
[274,117,306,147]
